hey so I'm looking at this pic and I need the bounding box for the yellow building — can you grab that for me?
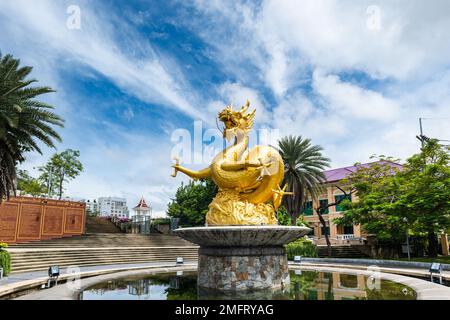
[302,162,402,244]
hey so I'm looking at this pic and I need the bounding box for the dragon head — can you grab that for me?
[218,100,256,138]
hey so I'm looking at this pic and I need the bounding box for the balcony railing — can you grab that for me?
[336,234,355,240]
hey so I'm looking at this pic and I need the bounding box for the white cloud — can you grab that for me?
[191,0,450,90]
[312,70,400,121]
[0,0,206,121]
[5,0,450,219]
[258,0,450,81]
[188,0,450,167]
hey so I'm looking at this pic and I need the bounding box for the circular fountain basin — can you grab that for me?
[78,270,418,300]
[174,226,310,292]
[174,225,311,246]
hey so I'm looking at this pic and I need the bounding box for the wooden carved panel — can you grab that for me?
[0,197,85,243]
[17,204,42,239]
[42,206,64,236]
[64,208,84,233]
[0,203,19,242]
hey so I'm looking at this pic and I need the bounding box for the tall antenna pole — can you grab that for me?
[419,117,424,148]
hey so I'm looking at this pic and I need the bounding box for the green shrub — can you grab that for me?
[285,237,318,260]
[0,243,11,276]
[152,218,170,226]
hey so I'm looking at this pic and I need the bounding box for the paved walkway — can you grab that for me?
[297,261,450,282]
[0,260,197,297]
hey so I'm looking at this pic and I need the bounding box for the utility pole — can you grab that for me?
[417,117,431,148]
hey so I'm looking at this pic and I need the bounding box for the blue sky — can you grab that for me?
[1,0,449,216]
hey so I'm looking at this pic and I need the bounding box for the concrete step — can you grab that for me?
[11,251,199,262]
[85,217,123,234]
[11,254,197,265]
[10,243,191,247]
[11,250,198,265]
[7,231,199,274]
[317,245,368,258]
[11,257,198,273]
[11,254,199,267]
[10,249,197,255]
[10,249,199,261]
[10,246,195,253]
[12,258,198,270]
[9,235,192,248]
[10,249,199,273]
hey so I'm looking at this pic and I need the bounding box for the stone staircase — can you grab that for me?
[317,245,369,258]
[85,216,123,233]
[8,233,198,274]
[9,233,192,248]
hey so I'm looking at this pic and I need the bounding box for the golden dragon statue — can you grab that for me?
[171,100,291,225]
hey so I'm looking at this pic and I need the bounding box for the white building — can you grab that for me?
[85,199,99,215]
[98,197,129,218]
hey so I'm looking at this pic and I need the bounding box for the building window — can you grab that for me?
[302,201,313,216]
[334,194,352,212]
[319,199,329,214]
[343,225,354,234]
[321,226,330,236]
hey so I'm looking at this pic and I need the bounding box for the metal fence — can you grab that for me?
[115,216,180,234]
[131,215,152,234]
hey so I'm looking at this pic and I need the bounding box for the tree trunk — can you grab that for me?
[58,173,64,200]
[285,180,300,226]
[427,229,438,258]
[291,214,298,226]
[317,211,331,257]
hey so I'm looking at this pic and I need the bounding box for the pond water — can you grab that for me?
[79,270,417,300]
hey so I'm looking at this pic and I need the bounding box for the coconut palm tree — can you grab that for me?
[278,135,330,225]
[0,53,64,200]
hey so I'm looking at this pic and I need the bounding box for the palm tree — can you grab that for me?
[278,135,330,225]
[0,53,64,200]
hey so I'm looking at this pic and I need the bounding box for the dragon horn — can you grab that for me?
[240,100,250,114]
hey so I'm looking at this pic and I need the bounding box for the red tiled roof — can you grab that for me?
[323,161,402,183]
[133,196,150,209]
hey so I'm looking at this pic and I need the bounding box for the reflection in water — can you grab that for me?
[79,271,417,300]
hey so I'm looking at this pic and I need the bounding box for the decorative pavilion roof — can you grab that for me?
[133,196,150,210]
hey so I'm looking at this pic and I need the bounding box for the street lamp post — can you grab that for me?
[403,217,411,260]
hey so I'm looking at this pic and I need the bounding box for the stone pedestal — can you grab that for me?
[174,226,310,292]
